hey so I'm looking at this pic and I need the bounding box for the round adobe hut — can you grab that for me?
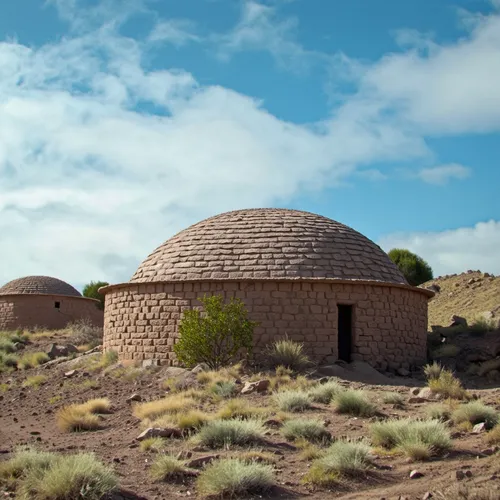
[0,276,103,331]
[101,209,433,371]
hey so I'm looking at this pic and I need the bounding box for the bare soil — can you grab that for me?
[1,333,499,500]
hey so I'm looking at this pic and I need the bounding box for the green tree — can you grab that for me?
[388,248,433,286]
[82,280,109,310]
[174,295,257,370]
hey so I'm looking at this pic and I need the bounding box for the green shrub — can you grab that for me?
[334,390,377,417]
[82,281,109,310]
[265,338,311,372]
[210,380,237,399]
[282,418,331,443]
[382,392,405,407]
[370,418,451,456]
[387,248,433,286]
[425,403,453,422]
[150,455,187,481]
[196,458,274,497]
[196,419,265,449]
[0,448,117,499]
[308,380,344,404]
[274,390,312,412]
[304,440,372,485]
[0,351,19,372]
[0,338,16,353]
[17,352,50,370]
[174,295,256,370]
[451,401,499,429]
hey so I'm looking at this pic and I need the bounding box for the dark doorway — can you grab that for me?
[337,304,353,362]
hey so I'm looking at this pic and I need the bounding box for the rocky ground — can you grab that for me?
[1,330,499,500]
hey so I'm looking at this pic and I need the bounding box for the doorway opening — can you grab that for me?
[337,304,353,362]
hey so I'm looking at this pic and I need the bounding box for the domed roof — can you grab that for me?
[131,209,407,285]
[0,276,82,297]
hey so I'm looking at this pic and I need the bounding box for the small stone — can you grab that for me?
[64,370,77,378]
[241,379,270,395]
[191,363,210,374]
[126,393,142,403]
[397,367,410,377]
[186,455,219,469]
[449,315,467,328]
[465,470,473,478]
[453,470,465,480]
[136,427,182,441]
[408,397,428,404]
[472,422,487,434]
[423,492,433,500]
[409,470,424,479]
[409,388,420,396]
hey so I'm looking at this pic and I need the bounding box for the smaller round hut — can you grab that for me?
[0,276,103,330]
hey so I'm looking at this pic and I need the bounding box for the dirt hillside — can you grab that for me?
[422,271,500,329]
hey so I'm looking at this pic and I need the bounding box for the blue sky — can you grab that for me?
[1,0,499,290]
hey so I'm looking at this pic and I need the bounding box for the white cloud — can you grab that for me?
[0,1,499,289]
[379,220,500,276]
[417,163,471,185]
[148,19,200,46]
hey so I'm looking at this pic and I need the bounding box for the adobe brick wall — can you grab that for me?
[102,280,429,370]
[0,295,103,331]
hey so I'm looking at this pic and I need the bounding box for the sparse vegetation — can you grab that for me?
[485,424,500,444]
[174,295,256,370]
[210,380,237,398]
[150,455,188,481]
[56,398,111,432]
[304,440,372,485]
[175,409,211,431]
[265,338,311,372]
[196,458,274,498]
[17,352,49,370]
[22,375,48,388]
[195,418,265,448]
[0,351,19,372]
[282,418,331,443]
[274,390,312,412]
[425,403,454,422]
[469,316,497,335]
[334,390,377,417]
[370,418,451,459]
[0,448,117,499]
[382,392,405,407]
[308,380,344,404]
[427,366,467,400]
[388,248,433,286]
[133,394,194,420]
[67,318,103,347]
[451,401,499,429]
[140,438,166,452]
[216,399,266,420]
[424,361,443,381]
[82,280,109,310]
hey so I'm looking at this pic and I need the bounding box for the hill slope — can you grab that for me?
[422,270,500,328]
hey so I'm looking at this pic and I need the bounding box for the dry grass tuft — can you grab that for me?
[485,424,500,445]
[266,338,312,372]
[216,399,266,420]
[237,450,278,465]
[79,398,112,414]
[308,380,344,404]
[196,458,274,498]
[426,367,467,400]
[17,352,50,370]
[140,437,167,452]
[195,418,266,449]
[56,406,101,432]
[133,394,194,420]
[451,401,499,429]
[274,390,312,412]
[333,390,377,417]
[381,392,405,407]
[281,418,331,444]
[150,455,188,481]
[22,375,48,389]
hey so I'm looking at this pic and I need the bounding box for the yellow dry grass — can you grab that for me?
[133,394,195,420]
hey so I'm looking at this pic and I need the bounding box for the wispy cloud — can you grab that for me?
[417,164,471,185]
[379,220,500,275]
[148,19,200,46]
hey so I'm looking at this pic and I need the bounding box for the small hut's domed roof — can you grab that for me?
[0,276,82,297]
[131,209,407,284]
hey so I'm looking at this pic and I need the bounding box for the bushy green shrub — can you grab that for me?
[196,418,265,448]
[282,418,331,443]
[308,380,343,404]
[174,295,256,370]
[452,401,499,429]
[387,248,433,286]
[334,390,377,417]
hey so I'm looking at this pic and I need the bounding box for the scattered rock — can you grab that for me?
[273,442,297,451]
[417,387,435,399]
[46,343,79,360]
[422,493,433,500]
[191,363,210,374]
[397,367,410,377]
[426,284,441,293]
[408,397,428,404]
[241,379,270,394]
[141,359,161,368]
[409,388,420,396]
[264,418,283,428]
[472,422,487,434]
[186,455,220,469]
[453,470,465,480]
[409,470,424,479]
[465,470,473,478]
[480,446,499,456]
[136,427,182,441]
[64,370,77,378]
[176,450,192,460]
[126,394,142,403]
[449,315,467,328]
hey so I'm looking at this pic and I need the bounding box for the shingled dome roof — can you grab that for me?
[131,209,407,285]
[0,276,82,297]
